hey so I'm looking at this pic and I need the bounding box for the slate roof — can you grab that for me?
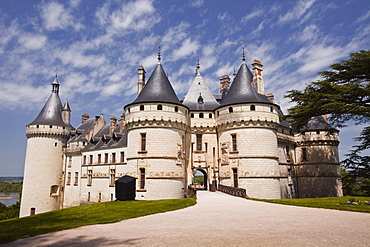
[28,92,71,127]
[301,116,338,132]
[182,72,220,111]
[220,62,271,107]
[68,118,97,143]
[127,63,181,107]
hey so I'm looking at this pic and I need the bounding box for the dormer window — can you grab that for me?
[174,106,178,112]
[199,113,204,118]
[198,94,204,104]
[157,105,162,110]
[229,107,233,113]
[140,105,144,111]
[250,105,256,111]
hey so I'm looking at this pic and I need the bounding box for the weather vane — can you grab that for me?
[240,41,245,62]
[157,39,161,63]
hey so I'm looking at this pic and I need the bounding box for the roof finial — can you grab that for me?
[157,39,161,64]
[240,41,246,62]
[51,73,60,94]
[233,68,236,78]
[196,57,200,75]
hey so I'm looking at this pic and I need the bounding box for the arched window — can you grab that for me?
[199,113,204,118]
[217,111,219,116]
[270,106,273,112]
[174,106,178,112]
[209,113,212,118]
[191,113,194,118]
[250,105,256,111]
[157,104,162,110]
[229,107,233,113]
[140,105,144,111]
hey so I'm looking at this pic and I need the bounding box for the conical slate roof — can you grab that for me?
[182,72,219,111]
[128,63,181,106]
[62,100,71,112]
[220,62,271,107]
[300,116,338,132]
[28,92,69,127]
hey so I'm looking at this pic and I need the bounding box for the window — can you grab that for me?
[87,192,90,201]
[191,113,194,118]
[67,172,71,185]
[98,154,101,164]
[286,146,291,162]
[196,134,202,151]
[199,113,204,118]
[74,172,78,186]
[157,104,162,110]
[98,193,102,202]
[87,170,92,186]
[83,155,86,165]
[30,208,36,216]
[50,185,58,196]
[174,106,178,112]
[68,156,72,167]
[141,133,147,151]
[89,155,93,164]
[209,113,212,118]
[233,168,238,188]
[229,107,233,113]
[120,152,125,163]
[250,105,256,111]
[232,134,237,152]
[112,153,116,163]
[105,153,108,163]
[316,131,320,134]
[110,169,115,187]
[140,168,146,189]
[50,125,53,128]
[302,148,307,162]
[54,142,57,147]
[140,105,144,111]
[270,106,273,112]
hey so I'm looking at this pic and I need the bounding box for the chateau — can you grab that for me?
[20,53,343,217]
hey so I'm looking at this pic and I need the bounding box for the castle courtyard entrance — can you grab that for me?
[193,169,207,190]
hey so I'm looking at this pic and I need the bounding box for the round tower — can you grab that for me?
[216,58,281,199]
[20,75,72,217]
[124,56,188,199]
[294,116,342,198]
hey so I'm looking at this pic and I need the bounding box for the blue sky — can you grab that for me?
[0,0,369,176]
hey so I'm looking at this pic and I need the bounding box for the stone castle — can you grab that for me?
[20,53,343,217]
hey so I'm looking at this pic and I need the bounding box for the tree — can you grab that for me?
[284,50,370,195]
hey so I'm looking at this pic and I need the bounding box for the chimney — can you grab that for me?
[266,93,274,103]
[81,113,90,123]
[138,65,146,95]
[110,116,117,134]
[219,75,230,94]
[119,113,125,132]
[252,59,264,95]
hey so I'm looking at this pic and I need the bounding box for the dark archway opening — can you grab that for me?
[193,169,207,190]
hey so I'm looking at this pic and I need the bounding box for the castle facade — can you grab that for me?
[20,56,343,217]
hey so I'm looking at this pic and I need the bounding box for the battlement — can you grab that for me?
[26,124,70,139]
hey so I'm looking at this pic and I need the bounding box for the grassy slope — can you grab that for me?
[251,196,370,213]
[0,198,196,244]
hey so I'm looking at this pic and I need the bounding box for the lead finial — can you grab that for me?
[196,57,200,75]
[240,41,246,62]
[157,39,161,64]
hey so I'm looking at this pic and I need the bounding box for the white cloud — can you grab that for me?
[278,0,317,24]
[18,34,47,50]
[109,0,159,32]
[172,38,200,60]
[356,10,370,23]
[190,0,204,8]
[242,9,263,22]
[39,1,81,30]
[217,12,229,21]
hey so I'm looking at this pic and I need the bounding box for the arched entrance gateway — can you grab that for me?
[192,169,207,190]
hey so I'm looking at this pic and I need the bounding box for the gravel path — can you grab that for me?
[5,191,370,246]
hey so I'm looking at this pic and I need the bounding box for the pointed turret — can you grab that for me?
[220,60,271,107]
[29,75,70,127]
[182,60,219,110]
[62,100,71,125]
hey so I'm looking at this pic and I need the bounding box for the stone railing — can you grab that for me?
[217,184,248,198]
[186,185,197,199]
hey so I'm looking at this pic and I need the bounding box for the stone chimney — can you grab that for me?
[219,75,230,94]
[81,113,90,123]
[110,116,117,134]
[266,93,274,103]
[138,65,146,95]
[252,59,264,95]
[119,113,125,132]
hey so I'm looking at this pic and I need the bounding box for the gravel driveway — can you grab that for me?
[5,191,370,246]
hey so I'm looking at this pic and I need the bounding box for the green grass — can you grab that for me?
[250,196,370,213]
[0,198,196,244]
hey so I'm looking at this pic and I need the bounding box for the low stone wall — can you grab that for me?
[218,184,248,198]
[186,186,197,199]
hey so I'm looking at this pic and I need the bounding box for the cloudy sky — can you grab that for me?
[0,0,369,176]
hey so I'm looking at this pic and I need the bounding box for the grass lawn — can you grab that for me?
[251,196,370,213]
[0,198,196,244]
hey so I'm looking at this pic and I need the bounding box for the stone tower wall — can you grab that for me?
[125,103,188,199]
[216,103,282,199]
[20,125,69,217]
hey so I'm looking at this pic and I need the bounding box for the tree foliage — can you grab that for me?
[284,50,370,195]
